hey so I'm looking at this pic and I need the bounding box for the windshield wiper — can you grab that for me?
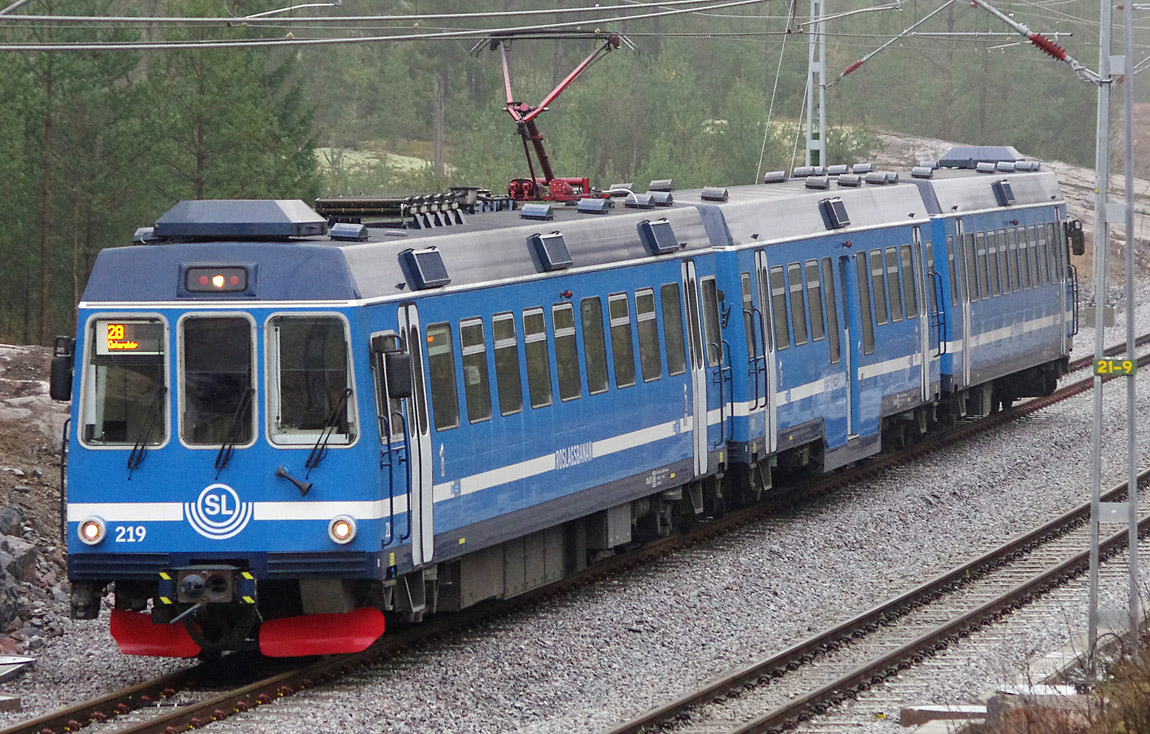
[127,387,167,479]
[214,387,254,478]
[305,388,352,476]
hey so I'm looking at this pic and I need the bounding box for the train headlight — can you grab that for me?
[78,517,106,546]
[328,515,357,545]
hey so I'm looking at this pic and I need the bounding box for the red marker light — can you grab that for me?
[199,275,210,286]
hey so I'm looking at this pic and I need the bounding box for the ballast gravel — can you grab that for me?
[0,285,1147,734]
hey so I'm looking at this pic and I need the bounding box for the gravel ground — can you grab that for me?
[0,295,1145,732]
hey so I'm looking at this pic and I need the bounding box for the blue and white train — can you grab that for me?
[51,146,1080,658]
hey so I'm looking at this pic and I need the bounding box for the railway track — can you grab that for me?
[5,333,1147,734]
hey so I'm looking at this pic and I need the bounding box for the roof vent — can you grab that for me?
[864,172,888,185]
[763,170,788,184]
[910,166,934,179]
[520,203,554,220]
[884,172,900,184]
[992,179,1016,207]
[820,197,851,229]
[805,177,831,190]
[608,183,634,197]
[648,179,675,192]
[401,248,451,290]
[918,159,939,169]
[625,193,655,209]
[330,222,370,242]
[852,162,874,174]
[1015,160,1041,172]
[529,232,572,271]
[154,200,327,240]
[793,165,824,178]
[996,161,1016,173]
[976,162,996,173]
[826,164,849,176]
[577,198,613,215]
[638,218,680,255]
[837,175,863,188]
[700,187,729,202]
[651,191,674,207]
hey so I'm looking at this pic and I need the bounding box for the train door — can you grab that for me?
[1054,213,1068,355]
[912,226,932,403]
[370,331,408,549]
[837,256,861,437]
[397,304,435,568]
[682,261,708,477]
[956,220,972,384]
[753,250,778,453]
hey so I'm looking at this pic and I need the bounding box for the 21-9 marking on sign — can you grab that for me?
[1094,358,1137,376]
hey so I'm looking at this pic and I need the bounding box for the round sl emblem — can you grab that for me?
[185,483,253,540]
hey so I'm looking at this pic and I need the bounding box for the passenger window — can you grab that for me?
[975,232,989,300]
[523,308,553,409]
[83,318,168,446]
[426,322,460,431]
[885,248,903,322]
[609,293,637,388]
[855,253,875,355]
[805,260,824,342]
[636,289,662,382]
[700,278,722,367]
[741,273,756,360]
[963,233,978,301]
[492,312,523,416]
[947,235,960,307]
[1017,227,1030,289]
[552,303,581,401]
[1038,224,1051,284]
[181,316,253,446]
[459,319,491,423]
[1004,229,1018,292]
[268,316,355,444]
[1027,225,1040,286]
[987,231,1001,297]
[900,246,918,318]
[770,266,790,350]
[661,283,688,376]
[870,250,889,325]
[788,263,808,345]
[1047,222,1062,278]
[821,258,840,364]
[580,298,610,394]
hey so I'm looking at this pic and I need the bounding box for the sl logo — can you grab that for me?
[185,483,253,540]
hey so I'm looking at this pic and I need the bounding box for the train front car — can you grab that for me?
[61,201,387,658]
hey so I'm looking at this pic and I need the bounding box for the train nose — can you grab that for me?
[180,573,206,600]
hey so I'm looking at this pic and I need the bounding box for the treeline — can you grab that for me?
[0,0,1100,345]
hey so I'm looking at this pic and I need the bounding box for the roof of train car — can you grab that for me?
[908,168,1064,215]
[82,199,714,304]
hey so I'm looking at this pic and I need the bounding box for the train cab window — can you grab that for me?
[580,298,610,394]
[805,261,824,342]
[493,312,523,416]
[1048,223,1062,279]
[946,235,959,307]
[821,258,840,364]
[741,273,756,360]
[609,293,637,388]
[854,253,875,355]
[963,233,978,301]
[900,246,918,318]
[787,264,808,345]
[924,242,938,314]
[425,323,460,431]
[180,316,253,446]
[636,289,662,382]
[769,266,790,350]
[987,231,1001,297]
[459,319,492,423]
[884,248,903,322]
[661,283,688,376]
[268,316,356,445]
[371,333,405,440]
[869,251,889,325]
[523,308,553,409]
[552,303,582,401]
[81,317,167,446]
[700,278,722,367]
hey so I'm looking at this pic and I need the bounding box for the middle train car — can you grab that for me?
[63,152,1077,658]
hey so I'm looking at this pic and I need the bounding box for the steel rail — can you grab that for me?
[10,335,1147,734]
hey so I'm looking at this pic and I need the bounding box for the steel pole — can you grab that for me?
[1121,0,1139,649]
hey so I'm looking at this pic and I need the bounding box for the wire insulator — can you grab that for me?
[1029,33,1067,61]
[842,60,864,76]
